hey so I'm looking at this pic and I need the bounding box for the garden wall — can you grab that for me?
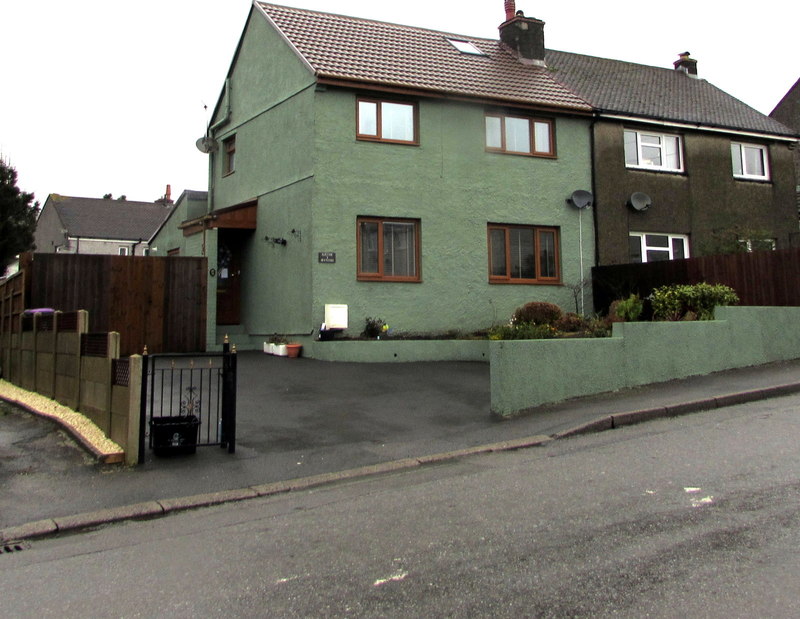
[490,306,800,417]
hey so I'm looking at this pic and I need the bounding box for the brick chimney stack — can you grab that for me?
[674,51,698,77]
[499,2,546,67]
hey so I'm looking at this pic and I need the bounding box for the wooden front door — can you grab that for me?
[216,232,242,325]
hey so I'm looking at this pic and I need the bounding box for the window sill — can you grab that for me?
[486,149,557,159]
[356,137,419,146]
[625,166,684,175]
[489,279,561,285]
[733,175,771,183]
[358,275,421,283]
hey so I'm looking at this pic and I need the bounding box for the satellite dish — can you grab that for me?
[628,192,652,211]
[195,136,217,154]
[568,190,593,209]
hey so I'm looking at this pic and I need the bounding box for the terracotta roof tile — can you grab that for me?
[257,3,591,112]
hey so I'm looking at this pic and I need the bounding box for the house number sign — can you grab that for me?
[318,252,336,263]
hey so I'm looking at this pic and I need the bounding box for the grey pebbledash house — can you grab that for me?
[189,1,798,349]
[35,191,176,257]
[546,50,799,264]
[770,76,800,214]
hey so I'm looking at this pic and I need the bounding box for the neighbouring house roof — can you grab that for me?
[256,2,592,113]
[44,195,175,241]
[545,50,798,138]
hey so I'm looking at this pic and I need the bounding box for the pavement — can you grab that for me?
[3,351,800,542]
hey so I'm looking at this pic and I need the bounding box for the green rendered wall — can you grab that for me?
[490,306,800,417]
[309,89,595,336]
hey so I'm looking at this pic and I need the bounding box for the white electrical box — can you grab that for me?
[324,304,349,329]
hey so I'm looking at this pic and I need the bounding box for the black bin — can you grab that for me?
[150,415,201,456]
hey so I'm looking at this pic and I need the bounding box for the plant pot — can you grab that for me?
[275,344,288,356]
[286,343,302,358]
[263,342,275,354]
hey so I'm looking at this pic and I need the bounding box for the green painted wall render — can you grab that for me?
[204,8,595,344]
[489,306,800,417]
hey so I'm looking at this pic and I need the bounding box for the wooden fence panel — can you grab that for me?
[10,253,207,355]
[593,248,800,313]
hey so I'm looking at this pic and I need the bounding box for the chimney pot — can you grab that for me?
[504,0,516,22]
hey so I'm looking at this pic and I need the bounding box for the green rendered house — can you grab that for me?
[190,1,596,349]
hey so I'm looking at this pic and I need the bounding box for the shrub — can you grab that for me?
[488,323,558,340]
[511,301,563,326]
[650,283,739,321]
[612,294,644,322]
[555,312,587,333]
[362,316,386,338]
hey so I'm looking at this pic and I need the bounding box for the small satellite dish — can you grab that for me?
[628,192,652,212]
[195,136,217,154]
[568,190,593,209]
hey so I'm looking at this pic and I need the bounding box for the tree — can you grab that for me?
[0,160,39,268]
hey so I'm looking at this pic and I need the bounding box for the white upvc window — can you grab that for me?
[118,246,130,256]
[739,238,776,252]
[624,130,683,172]
[731,142,770,180]
[629,232,689,263]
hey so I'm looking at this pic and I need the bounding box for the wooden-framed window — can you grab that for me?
[357,217,421,282]
[485,114,555,156]
[624,129,683,172]
[223,135,236,175]
[731,142,770,180]
[357,98,418,144]
[488,224,560,283]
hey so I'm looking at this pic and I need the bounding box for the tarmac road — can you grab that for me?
[3,354,800,536]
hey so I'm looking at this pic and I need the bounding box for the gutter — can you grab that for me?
[602,113,799,143]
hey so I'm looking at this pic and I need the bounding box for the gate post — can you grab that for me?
[138,347,149,464]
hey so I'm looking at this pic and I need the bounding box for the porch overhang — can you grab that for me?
[180,200,257,237]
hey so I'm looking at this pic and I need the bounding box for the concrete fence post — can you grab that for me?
[125,355,143,466]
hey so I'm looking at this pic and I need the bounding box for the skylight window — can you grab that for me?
[446,39,485,55]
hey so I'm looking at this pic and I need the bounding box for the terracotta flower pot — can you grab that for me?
[286,343,302,358]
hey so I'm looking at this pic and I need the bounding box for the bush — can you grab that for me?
[611,294,644,322]
[650,283,739,321]
[488,323,558,340]
[511,301,563,326]
[362,316,386,338]
[554,312,587,333]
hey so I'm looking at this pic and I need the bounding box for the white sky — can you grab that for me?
[1,1,797,205]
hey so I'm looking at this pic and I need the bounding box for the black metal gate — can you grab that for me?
[138,343,237,462]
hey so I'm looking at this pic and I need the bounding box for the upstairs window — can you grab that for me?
[488,224,560,283]
[485,115,554,157]
[629,232,689,263]
[624,130,683,172]
[357,217,420,282]
[223,135,236,175]
[731,142,770,180]
[357,99,418,144]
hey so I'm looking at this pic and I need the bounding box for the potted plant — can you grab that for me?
[273,335,288,356]
[286,342,303,358]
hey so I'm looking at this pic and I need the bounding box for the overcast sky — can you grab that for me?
[1,1,797,206]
